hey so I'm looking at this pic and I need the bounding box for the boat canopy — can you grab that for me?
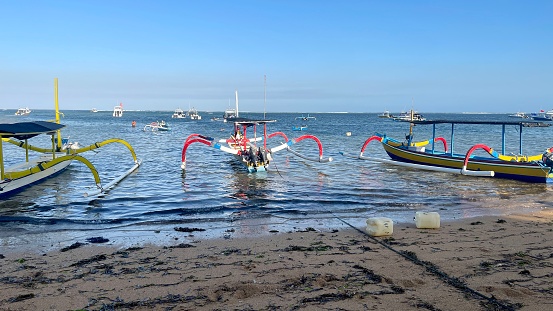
[0,121,65,140]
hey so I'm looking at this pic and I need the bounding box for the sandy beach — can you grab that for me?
[1,210,552,311]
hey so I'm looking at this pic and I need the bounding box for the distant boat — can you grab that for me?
[172,108,186,119]
[378,110,392,118]
[223,91,239,122]
[292,125,308,131]
[508,112,528,118]
[531,113,552,121]
[393,110,426,122]
[143,120,170,132]
[15,107,31,116]
[91,108,98,113]
[187,107,202,120]
[113,103,123,117]
[295,114,316,121]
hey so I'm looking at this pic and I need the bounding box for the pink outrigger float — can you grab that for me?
[181,118,333,173]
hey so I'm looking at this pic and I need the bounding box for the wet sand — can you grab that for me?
[1,210,552,310]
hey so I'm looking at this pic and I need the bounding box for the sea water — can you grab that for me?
[1,110,552,250]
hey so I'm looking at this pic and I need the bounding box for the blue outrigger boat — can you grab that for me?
[342,116,553,183]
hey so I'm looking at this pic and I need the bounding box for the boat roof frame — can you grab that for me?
[410,119,543,156]
[412,119,543,126]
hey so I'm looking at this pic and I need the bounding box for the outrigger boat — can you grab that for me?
[341,114,553,183]
[143,120,170,132]
[0,78,141,198]
[295,114,316,121]
[181,117,332,173]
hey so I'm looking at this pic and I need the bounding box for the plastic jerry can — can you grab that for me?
[366,217,393,236]
[415,212,440,229]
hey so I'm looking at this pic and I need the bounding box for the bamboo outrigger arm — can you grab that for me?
[2,137,58,153]
[2,137,140,164]
[68,138,140,163]
[4,155,101,185]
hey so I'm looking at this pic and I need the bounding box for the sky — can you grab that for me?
[0,0,552,113]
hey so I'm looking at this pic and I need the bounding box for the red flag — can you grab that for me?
[540,110,544,112]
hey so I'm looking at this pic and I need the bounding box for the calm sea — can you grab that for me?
[1,109,552,251]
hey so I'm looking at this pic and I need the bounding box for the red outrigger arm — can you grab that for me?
[181,134,214,170]
[360,135,383,156]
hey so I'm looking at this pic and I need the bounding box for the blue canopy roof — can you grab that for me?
[0,121,65,140]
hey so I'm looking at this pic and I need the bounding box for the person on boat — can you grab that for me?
[132,121,136,127]
[231,129,242,142]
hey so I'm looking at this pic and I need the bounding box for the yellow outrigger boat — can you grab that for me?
[342,113,553,183]
[0,78,141,198]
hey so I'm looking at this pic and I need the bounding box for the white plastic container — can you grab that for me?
[415,212,440,229]
[365,217,393,236]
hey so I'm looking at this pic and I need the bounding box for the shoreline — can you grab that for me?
[1,210,552,310]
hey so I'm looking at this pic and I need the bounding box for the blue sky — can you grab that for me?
[0,1,551,113]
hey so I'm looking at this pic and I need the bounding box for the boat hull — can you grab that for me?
[233,154,268,173]
[0,157,73,197]
[381,142,553,183]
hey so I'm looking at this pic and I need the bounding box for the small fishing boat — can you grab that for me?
[392,110,426,122]
[378,110,392,118]
[15,108,31,116]
[181,118,332,173]
[113,103,123,117]
[223,91,239,122]
[341,118,553,183]
[187,107,202,120]
[0,79,141,198]
[292,125,308,131]
[295,114,316,121]
[91,108,98,113]
[531,113,552,121]
[172,108,186,119]
[143,120,170,132]
[508,112,529,118]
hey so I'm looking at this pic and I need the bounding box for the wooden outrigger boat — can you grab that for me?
[181,117,333,173]
[0,78,141,198]
[342,116,553,183]
[143,120,170,132]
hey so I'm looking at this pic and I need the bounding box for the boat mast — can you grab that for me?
[235,90,239,117]
[54,78,62,151]
[264,74,266,119]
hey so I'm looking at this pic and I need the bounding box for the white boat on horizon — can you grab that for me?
[223,91,239,122]
[113,103,123,117]
[15,107,31,116]
[508,112,529,118]
[187,107,202,120]
[172,108,186,119]
[393,110,426,122]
